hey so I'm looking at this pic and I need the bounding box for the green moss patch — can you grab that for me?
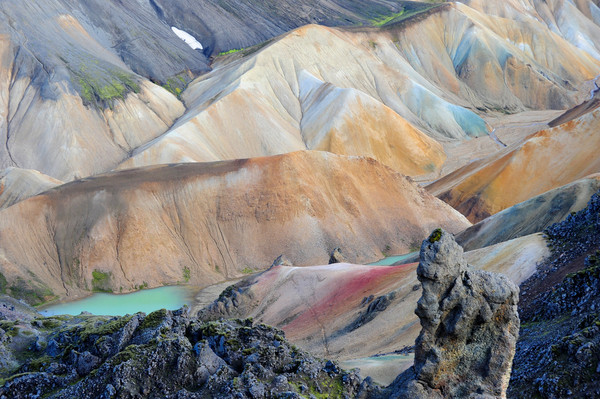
[79,315,133,342]
[161,74,189,97]
[91,270,112,293]
[140,309,167,330]
[218,48,244,56]
[70,64,141,109]
[369,3,441,28]
[0,272,7,294]
[7,278,55,306]
[428,228,443,243]
[39,318,62,330]
[371,11,405,27]
[111,342,157,365]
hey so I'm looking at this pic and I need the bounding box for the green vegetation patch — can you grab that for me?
[564,251,600,281]
[371,11,405,27]
[197,320,231,338]
[80,315,133,341]
[7,278,55,306]
[91,270,112,293]
[214,38,275,60]
[369,3,442,28]
[161,74,188,97]
[0,372,38,388]
[183,267,191,283]
[140,309,167,330]
[28,355,54,372]
[111,341,158,366]
[218,48,244,56]
[428,228,443,243]
[40,318,62,330]
[295,375,346,399]
[69,62,141,109]
[0,272,7,294]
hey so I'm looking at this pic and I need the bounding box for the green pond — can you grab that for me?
[39,286,193,316]
[368,251,418,266]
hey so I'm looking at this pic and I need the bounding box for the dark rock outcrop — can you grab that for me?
[348,292,397,332]
[509,190,600,398]
[385,229,520,398]
[271,255,293,267]
[329,248,347,264]
[198,281,256,321]
[510,251,600,398]
[0,307,367,398]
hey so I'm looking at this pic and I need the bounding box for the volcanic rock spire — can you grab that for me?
[387,229,520,399]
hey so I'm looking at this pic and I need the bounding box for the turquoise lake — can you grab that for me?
[36,255,417,317]
[368,251,418,266]
[39,286,193,316]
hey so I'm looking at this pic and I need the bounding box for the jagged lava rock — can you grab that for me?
[271,255,293,267]
[387,229,520,399]
[329,248,346,264]
[0,308,368,398]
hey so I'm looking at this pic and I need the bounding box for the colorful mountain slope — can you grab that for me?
[119,3,600,178]
[0,151,469,304]
[0,168,62,210]
[429,106,600,222]
[197,233,547,376]
[457,175,600,251]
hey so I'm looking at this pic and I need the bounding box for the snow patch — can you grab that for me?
[171,26,203,50]
[509,41,533,58]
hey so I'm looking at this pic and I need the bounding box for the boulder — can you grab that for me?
[387,229,519,398]
[0,295,40,321]
[329,248,347,264]
[271,255,293,267]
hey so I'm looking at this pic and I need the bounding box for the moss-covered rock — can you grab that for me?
[69,63,142,110]
[6,278,54,306]
[427,228,443,243]
[0,307,372,398]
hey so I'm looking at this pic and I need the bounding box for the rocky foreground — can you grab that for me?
[509,191,600,398]
[0,229,521,399]
[0,305,370,399]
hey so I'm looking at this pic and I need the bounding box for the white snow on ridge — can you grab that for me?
[171,26,203,50]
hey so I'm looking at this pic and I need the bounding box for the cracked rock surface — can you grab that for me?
[385,229,520,399]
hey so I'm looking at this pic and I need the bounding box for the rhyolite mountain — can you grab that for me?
[0,0,600,396]
[428,97,600,222]
[0,0,438,181]
[0,167,62,210]
[2,0,600,181]
[456,175,600,251]
[119,4,600,174]
[0,151,469,304]
[147,0,442,55]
